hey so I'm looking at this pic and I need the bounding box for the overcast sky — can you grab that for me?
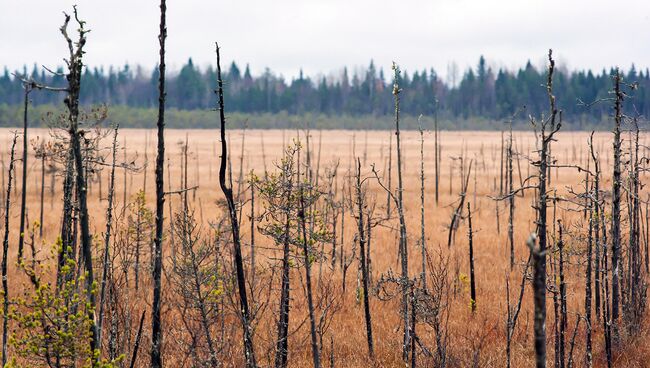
[2,0,649,82]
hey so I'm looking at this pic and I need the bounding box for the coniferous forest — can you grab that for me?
[0,56,648,129]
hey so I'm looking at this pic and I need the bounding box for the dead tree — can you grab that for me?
[1,134,18,367]
[419,116,427,289]
[391,62,411,361]
[150,1,167,367]
[434,98,440,205]
[215,43,257,368]
[530,49,562,368]
[98,125,119,348]
[610,69,623,326]
[507,114,516,269]
[17,80,31,262]
[297,144,322,368]
[506,244,532,368]
[447,159,472,248]
[468,202,476,313]
[558,220,567,368]
[355,158,374,357]
[59,8,99,361]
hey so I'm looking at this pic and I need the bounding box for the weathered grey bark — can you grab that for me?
[274,160,293,368]
[419,118,427,289]
[215,43,257,368]
[60,9,99,361]
[410,284,417,368]
[506,249,531,368]
[434,98,440,205]
[507,119,515,270]
[531,49,561,368]
[386,132,392,218]
[151,1,166,366]
[591,134,602,323]
[610,69,623,325]
[17,85,30,262]
[447,161,472,248]
[250,178,256,286]
[585,153,594,368]
[97,125,119,349]
[558,221,567,368]
[355,159,374,358]
[297,144,321,368]
[392,62,410,362]
[58,147,75,285]
[1,135,18,368]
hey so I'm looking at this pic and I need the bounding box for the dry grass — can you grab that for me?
[1,127,649,367]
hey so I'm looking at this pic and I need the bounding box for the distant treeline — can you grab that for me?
[0,56,646,128]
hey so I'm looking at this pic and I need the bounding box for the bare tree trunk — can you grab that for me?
[355,159,374,358]
[98,125,119,349]
[17,86,30,262]
[1,135,18,368]
[508,119,515,270]
[392,63,410,362]
[558,221,567,368]
[151,1,167,366]
[434,99,440,206]
[215,43,257,368]
[130,310,146,368]
[532,49,561,368]
[386,132,392,218]
[274,160,293,368]
[60,10,98,362]
[506,250,531,368]
[585,166,593,368]
[419,118,427,289]
[610,69,623,326]
[297,147,321,368]
[250,178,256,287]
[468,202,476,313]
[39,144,45,238]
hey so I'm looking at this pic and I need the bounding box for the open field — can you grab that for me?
[1,127,648,367]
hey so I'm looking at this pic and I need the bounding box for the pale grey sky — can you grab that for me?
[1,0,649,81]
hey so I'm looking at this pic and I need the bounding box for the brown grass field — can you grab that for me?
[1,127,649,367]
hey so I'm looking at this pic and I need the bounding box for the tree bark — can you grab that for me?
[151,1,167,366]
[215,43,257,368]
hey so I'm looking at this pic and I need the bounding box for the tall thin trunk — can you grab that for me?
[532,49,560,368]
[17,86,30,262]
[130,310,147,368]
[274,166,293,368]
[151,1,167,366]
[98,125,119,349]
[250,179,256,287]
[585,158,594,367]
[610,69,623,325]
[356,159,374,358]
[468,202,476,313]
[392,63,410,362]
[508,119,515,270]
[386,132,392,218]
[1,135,18,368]
[215,43,257,368]
[558,221,567,368]
[59,9,98,361]
[298,148,321,368]
[39,145,45,238]
[419,118,427,289]
[434,99,439,205]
